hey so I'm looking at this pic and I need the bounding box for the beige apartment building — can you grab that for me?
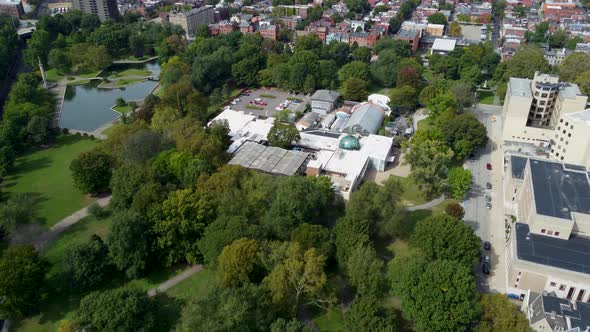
[502,72,587,147]
[502,155,590,304]
[169,6,215,37]
[549,109,590,169]
[73,0,119,21]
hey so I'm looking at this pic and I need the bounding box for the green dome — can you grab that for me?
[339,135,361,150]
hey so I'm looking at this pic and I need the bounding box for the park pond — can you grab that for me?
[58,60,160,132]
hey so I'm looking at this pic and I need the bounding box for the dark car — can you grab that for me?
[486,202,492,210]
[485,195,492,202]
[486,163,492,170]
[482,263,490,275]
[484,241,491,250]
[486,182,492,190]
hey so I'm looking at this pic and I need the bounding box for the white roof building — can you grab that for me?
[431,38,457,54]
[208,108,274,153]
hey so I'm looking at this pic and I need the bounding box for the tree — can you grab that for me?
[445,202,465,220]
[198,215,256,265]
[0,194,36,235]
[122,129,169,165]
[388,17,402,34]
[0,245,47,319]
[548,29,568,49]
[405,137,454,198]
[352,47,372,63]
[346,245,384,297]
[70,150,113,194]
[338,61,371,82]
[389,257,480,332]
[48,48,71,72]
[449,21,462,37]
[437,113,488,159]
[389,86,418,112]
[64,235,111,290]
[411,214,481,267]
[397,66,421,89]
[25,29,51,67]
[576,69,590,96]
[447,167,473,200]
[267,121,300,149]
[427,92,458,118]
[110,164,155,211]
[343,77,368,101]
[179,284,276,332]
[107,211,151,279]
[475,294,531,332]
[270,318,309,332]
[345,0,370,14]
[504,46,548,80]
[559,52,590,82]
[427,12,447,25]
[26,115,50,146]
[345,295,395,332]
[451,81,474,109]
[291,223,332,257]
[370,49,401,87]
[76,287,157,331]
[218,238,259,287]
[263,243,327,311]
[153,188,215,265]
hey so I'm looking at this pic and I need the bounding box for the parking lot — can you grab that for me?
[229,88,310,118]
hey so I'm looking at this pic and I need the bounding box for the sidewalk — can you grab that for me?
[147,265,203,297]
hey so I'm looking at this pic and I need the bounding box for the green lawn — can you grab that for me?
[478,91,495,105]
[164,268,217,301]
[77,70,101,78]
[391,175,428,206]
[314,309,346,332]
[111,68,151,78]
[113,105,133,114]
[114,77,146,87]
[66,79,91,86]
[102,122,123,137]
[417,117,434,131]
[1,135,99,227]
[44,69,64,82]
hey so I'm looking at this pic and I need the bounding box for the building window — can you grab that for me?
[518,272,522,275]
[556,152,560,157]
[560,119,564,123]
[516,277,520,282]
[550,282,557,287]
[570,125,573,129]
[565,122,569,126]
[568,133,571,137]
[566,141,569,145]
[578,290,586,302]
[541,229,546,233]
[555,232,560,236]
[560,285,566,291]
[561,157,564,160]
[560,138,564,142]
[567,287,576,300]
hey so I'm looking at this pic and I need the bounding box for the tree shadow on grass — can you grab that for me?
[153,293,184,331]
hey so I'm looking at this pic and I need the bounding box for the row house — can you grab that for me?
[259,24,279,40]
[209,20,237,35]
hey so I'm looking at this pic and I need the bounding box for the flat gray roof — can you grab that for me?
[529,159,590,220]
[311,90,340,103]
[509,77,533,98]
[559,83,582,99]
[511,155,528,179]
[516,223,590,274]
[228,141,308,176]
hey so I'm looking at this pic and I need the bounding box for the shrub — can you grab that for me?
[88,203,108,219]
[62,128,69,134]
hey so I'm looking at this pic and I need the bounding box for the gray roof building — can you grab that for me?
[311,90,340,103]
[527,292,590,332]
[228,141,309,176]
[342,102,386,136]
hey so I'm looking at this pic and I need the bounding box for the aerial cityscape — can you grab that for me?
[0,0,589,329]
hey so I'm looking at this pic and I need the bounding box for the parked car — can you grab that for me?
[486,182,492,190]
[482,262,490,275]
[259,102,268,106]
[486,202,492,210]
[241,93,250,96]
[484,255,490,263]
[484,241,491,250]
[486,163,492,170]
[485,195,492,202]
[243,89,252,94]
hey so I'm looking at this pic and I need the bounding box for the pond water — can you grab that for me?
[59,61,161,132]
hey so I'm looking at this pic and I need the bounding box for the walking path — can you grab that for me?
[147,265,203,297]
[405,195,445,211]
[35,195,112,249]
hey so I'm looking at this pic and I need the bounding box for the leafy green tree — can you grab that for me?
[411,214,481,267]
[218,238,259,287]
[76,287,157,331]
[70,150,113,194]
[345,0,370,14]
[343,77,368,101]
[347,245,384,297]
[338,60,371,82]
[445,202,465,220]
[198,216,256,265]
[427,12,447,25]
[449,21,462,37]
[107,211,151,279]
[345,295,395,332]
[475,294,531,332]
[503,46,548,80]
[0,245,47,319]
[437,113,487,159]
[389,86,418,112]
[153,188,215,265]
[447,167,473,200]
[48,48,71,72]
[26,115,50,146]
[370,49,401,87]
[405,137,454,198]
[232,56,263,86]
[389,257,480,332]
[352,47,372,63]
[110,164,154,211]
[179,284,276,332]
[64,235,111,290]
[450,81,474,110]
[270,318,309,332]
[291,223,332,257]
[388,17,402,34]
[122,129,170,165]
[427,92,458,118]
[548,29,568,48]
[267,121,300,149]
[25,29,51,67]
[559,52,590,82]
[575,69,590,96]
[0,194,36,235]
[264,243,327,311]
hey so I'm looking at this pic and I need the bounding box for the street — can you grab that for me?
[464,104,506,293]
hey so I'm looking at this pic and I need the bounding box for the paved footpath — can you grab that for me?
[147,265,203,297]
[35,195,112,249]
[405,195,445,211]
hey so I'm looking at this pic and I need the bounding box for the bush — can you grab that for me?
[67,76,75,81]
[87,203,108,219]
[445,202,465,220]
[62,128,69,134]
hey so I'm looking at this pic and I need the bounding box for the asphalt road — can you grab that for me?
[463,104,504,291]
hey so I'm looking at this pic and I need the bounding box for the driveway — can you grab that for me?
[230,88,309,118]
[463,105,506,293]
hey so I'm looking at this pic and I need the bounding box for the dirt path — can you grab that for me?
[147,265,203,297]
